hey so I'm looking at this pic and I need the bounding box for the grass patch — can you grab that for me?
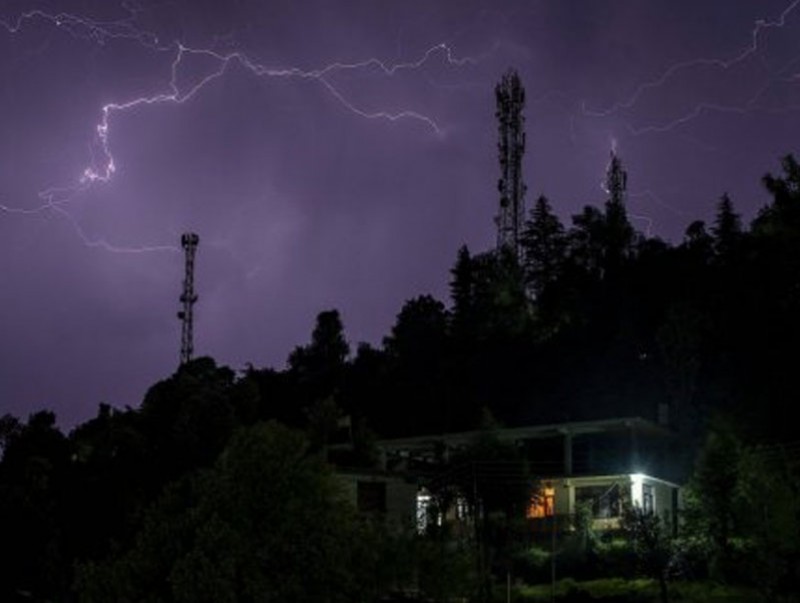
[507,577,655,601]
[501,578,764,602]
[669,581,764,602]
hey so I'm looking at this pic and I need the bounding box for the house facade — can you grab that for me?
[371,416,681,532]
[529,472,680,532]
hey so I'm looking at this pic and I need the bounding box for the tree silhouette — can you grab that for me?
[139,357,243,482]
[287,309,351,421]
[0,411,70,600]
[711,193,742,260]
[521,195,567,298]
[76,422,381,603]
[759,154,800,237]
[450,245,477,339]
[682,220,714,262]
[383,295,451,435]
[289,310,349,390]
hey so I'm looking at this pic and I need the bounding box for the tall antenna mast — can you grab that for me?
[605,150,627,207]
[178,232,199,365]
[603,150,633,274]
[495,68,527,258]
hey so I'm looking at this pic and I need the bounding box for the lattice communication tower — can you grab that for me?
[495,69,527,258]
[605,150,627,206]
[178,232,199,365]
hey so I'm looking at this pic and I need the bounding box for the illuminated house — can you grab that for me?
[526,472,680,532]
[373,416,681,532]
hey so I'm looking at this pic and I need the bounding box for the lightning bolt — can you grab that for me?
[596,145,664,236]
[581,0,800,134]
[1,5,475,252]
[560,1,800,239]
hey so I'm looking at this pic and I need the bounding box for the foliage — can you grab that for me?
[424,413,534,600]
[682,417,800,597]
[508,577,764,602]
[621,505,675,603]
[139,356,255,480]
[288,309,350,409]
[288,308,350,377]
[414,535,478,602]
[711,193,742,259]
[76,422,382,603]
[0,410,71,600]
[382,295,452,435]
[681,417,743,580]
[521,195,567,297]
[0,413,22,453]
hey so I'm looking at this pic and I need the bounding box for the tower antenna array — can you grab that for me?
[602,150,633,275]
[495,69,527,258]
[605,150,627,206]
[178,232,199,365]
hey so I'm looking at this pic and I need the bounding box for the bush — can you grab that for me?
[76,422,387,603]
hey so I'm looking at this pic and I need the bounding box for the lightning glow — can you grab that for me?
[4,2,798,255]
[1,6,475,252]
[581,0,800,134]
[557,1,800,238]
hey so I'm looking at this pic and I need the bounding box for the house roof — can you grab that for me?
[374,416,672,453]
[539,473,681,489]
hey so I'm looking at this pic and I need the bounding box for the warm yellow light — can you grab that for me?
[527,486,555,518]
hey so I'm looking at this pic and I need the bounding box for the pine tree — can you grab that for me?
[521,195,567,296]
[449,245,475,336]
[711,193,742,259]
[568,205,606,278]
[287,310,350,404]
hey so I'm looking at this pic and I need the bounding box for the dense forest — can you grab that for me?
[2,144,799,599]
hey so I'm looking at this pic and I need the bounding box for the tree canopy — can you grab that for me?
[76,422,381,603]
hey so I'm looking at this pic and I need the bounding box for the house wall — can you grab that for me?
[387,480,418,527]
[535,474,680,531]
[539,478,572,516]
[399,472,681,536]
[649,477,678,522]
[336,472,417,528]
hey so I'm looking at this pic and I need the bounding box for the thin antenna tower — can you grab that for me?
[605,150,627,207]
[603,150,633,274]
[178,232,199,365]
[495,69,527,258]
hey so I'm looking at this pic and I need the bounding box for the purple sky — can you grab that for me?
[2,0,799,428]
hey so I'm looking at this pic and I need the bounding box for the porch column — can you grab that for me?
[628,422,640,472]
[561,429,573,476]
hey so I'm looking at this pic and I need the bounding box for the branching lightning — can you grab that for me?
[6,2,797,251]
[582,0,800,135]
[1,5,475,252]
[572,1,800,235]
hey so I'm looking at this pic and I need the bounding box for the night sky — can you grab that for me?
[2,0,799,427]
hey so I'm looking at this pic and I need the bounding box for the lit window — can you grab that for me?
[527,486,555,518]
